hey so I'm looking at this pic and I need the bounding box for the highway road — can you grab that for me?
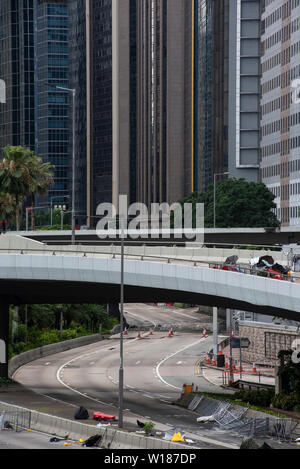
[11,304,244,449]
[9,304,297,450]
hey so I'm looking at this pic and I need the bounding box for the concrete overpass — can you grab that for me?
[0,234,299,377]
[13,226,300,246]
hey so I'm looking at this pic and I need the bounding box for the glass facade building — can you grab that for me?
[0,0,35,150]
[36,0,70,208]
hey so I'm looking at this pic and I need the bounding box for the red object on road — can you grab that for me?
[93,412,116,421]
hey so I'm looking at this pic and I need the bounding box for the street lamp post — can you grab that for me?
[48,84,76,244]
[119,218,125,428]
[213,171,229,228]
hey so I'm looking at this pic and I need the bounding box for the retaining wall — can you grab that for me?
[8,334,103,378]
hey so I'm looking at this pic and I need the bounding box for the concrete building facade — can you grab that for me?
[260,0,300,226]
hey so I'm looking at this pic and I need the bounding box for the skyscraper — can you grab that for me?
[260,0,300,226]
[0,0,72,212]
[69,0,135,226]
[0,0,35,150]
[135,0,200,206]
[36,0,71,208]
[209,0,261,184]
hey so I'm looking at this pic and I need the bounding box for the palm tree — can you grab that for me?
[0,146,33,230]
[0,192,15,232]
[27,156,54,230]
[0,146,55,230]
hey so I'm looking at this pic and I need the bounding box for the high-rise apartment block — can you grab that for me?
[260,0,300,226]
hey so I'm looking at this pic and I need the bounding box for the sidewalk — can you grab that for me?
[198,337,276,390]
[200,364,275,389]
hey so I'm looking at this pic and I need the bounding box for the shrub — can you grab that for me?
[233,389,274,407]
[143,422,155,436]
[271,392,300,411]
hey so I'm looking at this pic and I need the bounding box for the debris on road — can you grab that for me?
[93,411,116,421]
[74,406,89,420]
[82,434,102,447]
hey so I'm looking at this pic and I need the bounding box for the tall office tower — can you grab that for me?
[209,0,260,184]
[0,0,72,212]
[0,0,35,150]
[136,0,200,206]
[260,0,300,226]
[69,0,87,225]
[69,0,135,226]
[198,0,213,192]
[36,0,71,208]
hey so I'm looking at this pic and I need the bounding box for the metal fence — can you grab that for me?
[0,410,31,433]
[192,396,296,441]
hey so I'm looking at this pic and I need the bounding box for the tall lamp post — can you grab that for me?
[213,171,229,228]
[48,84,76,244]
[118,217,125,428]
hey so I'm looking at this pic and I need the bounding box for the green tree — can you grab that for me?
[0,146,33,229]
[0,192,15,231]
[27,156,54,229]
[181,178,280,228]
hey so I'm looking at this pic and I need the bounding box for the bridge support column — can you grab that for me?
[0,298,9,379]
[213,307,218,356]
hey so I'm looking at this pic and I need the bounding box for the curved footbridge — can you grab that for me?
[0,234,299,377]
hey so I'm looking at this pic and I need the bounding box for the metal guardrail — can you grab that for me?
[0,246,298,282]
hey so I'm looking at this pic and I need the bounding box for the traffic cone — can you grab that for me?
[252,363,257,374]
[231,329,235,338]
[149,327,153,335]
[168,328,173,337]
[225,355,229,369]
[218,345,223,355]
[137,330,141,340]
[206,352,211,365]
[212,355,217,366]
[202,328,207,338]
[124,327,128,335]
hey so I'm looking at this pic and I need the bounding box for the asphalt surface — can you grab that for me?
[1,304,299,450]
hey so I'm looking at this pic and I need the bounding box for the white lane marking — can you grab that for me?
[125,310,157,327]
[155,338,205,390]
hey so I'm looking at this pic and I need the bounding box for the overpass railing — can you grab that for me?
[0,246,299,283]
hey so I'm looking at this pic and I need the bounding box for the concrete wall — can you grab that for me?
[238,321,300,363]
[8,334,103,378]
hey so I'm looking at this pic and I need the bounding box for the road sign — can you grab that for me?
[240,337,250,349]
[230,337,250,349]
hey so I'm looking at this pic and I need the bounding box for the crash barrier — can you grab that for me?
[186,395,297,441]
[0,401,196,450]
[221,370,274,387]
[8,333,103,378]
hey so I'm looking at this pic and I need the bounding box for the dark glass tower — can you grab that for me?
[0,0,35,150]
[0,0,72,211]
[69,0,137,226]
[36,0,71,208]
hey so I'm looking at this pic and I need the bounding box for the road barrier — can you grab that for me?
[0,401,196,449]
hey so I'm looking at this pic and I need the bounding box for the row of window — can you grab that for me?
[261,159,300,178]
[261,111,300,136]
[263,22,293,51]
[268,183,300,199]
[262,136,300,157]
[261,92,294,116]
